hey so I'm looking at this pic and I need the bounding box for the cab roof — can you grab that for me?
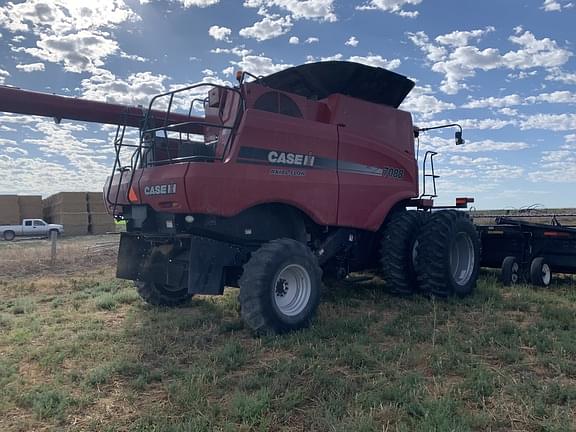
[260,61,415,108]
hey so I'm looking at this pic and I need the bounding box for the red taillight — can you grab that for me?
[456,197,474,207]
[544,231,570,238]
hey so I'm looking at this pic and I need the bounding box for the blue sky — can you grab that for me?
[0,0,574,209]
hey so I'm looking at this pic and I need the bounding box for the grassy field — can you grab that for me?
[0,239,575,431]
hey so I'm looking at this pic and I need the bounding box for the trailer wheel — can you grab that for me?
[3,230,15,241]
[239,238,321,335]
[530,257,552,287]
[380,211,427,295]
[501,256,520,286]
[135,281,193,306]
[416,210,480,297]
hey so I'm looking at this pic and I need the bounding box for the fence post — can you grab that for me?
[50,230,58,266]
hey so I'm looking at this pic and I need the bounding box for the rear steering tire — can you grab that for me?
[415,210,480,297]
[239,238,322,335]
[380,210,427,295]
[501,256,520,286]
[530,257,552,287]
[135,281,193,306]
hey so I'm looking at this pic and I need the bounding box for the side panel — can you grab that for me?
[334,100,418,231]
[137,163,192,213]
[184,109,339,226]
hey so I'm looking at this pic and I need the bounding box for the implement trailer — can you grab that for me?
[478,217,576,286]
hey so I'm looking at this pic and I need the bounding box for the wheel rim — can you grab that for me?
[511,262,519,284]
[449,232,475,286]
[273,264,311,317]
[541,263,551,286]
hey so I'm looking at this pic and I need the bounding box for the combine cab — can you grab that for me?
[0,61,481,334]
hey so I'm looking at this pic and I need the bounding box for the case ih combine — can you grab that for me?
[0,61,480,334]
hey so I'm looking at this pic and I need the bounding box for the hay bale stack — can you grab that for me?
[42,192,89,236]
[86,192,107,213]
[18,195,42,219]
[86,192,116,234]
[0,195,21,225]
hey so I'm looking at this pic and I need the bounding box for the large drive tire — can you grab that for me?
[416,210,480,297]
[380,210,427,295]
[530,257,552,287]
[501,256,520,286]
[135,281,193,307]
[3,230,15,241]
[239,238,322,335]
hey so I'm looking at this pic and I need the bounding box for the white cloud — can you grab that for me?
[421,136,531,153]
[345,36,359,47]
[546,68,576,84]
[243,0,337,22]
[0,1,146,73]
[0,0,139,36]
[463,94,523,109]
[80,69,168,106]
[176,0,220,6]
[441,156,524,179]
[0,138,17,146]
[463,91,576,109]
[15,62,45,72]
[208,25,232,42]
[305,37,319,44]
[239,15,292,41]
[435,27,495,47]
[541,0,573,11]
[305,53,401,70]
[231,55,292,76]
[457,118,515,130]
[348,55,401,69]
[356,0,422,17]
[528,147,576,183]
[2,147,28,156]
[543,0,563,10]
[13,30,120,73]
[409,29,573,94]
[519,113,576,131]
[498,108,519,116]
[289,36,299,44]
[401,85,456,119]
[211,46,252,57]
[0,68,9,84]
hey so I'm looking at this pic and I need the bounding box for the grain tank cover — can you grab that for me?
[261,61,415,108]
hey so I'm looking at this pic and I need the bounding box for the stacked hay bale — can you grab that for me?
[87,192,116,234]
[43,192,89,236]
[18,195,42,219]
[0,195,20,224]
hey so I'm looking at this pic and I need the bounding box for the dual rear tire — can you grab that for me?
[381,210,480,297]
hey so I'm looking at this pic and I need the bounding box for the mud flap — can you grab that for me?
[116,233,151,280]
[188,236,246,295]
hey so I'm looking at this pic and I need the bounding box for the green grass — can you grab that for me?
[0,269,575,431]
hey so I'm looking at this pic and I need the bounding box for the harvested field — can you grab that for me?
[0,237,575,431]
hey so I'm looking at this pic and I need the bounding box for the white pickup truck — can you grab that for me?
[0,219,64,241]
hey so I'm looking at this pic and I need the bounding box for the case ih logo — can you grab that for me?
[144,184,177,196]
[268,151,315,167]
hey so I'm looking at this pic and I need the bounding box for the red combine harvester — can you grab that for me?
[0,61,480,334]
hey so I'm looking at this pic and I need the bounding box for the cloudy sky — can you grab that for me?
[0,0,574,209]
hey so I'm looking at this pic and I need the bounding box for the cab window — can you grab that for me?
[25,220,32,226]
[254,91,303,118]
[33,220,46,226]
